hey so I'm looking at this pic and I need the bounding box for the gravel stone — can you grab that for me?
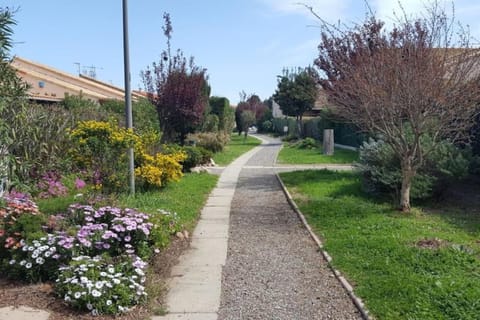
[218,135,362,320]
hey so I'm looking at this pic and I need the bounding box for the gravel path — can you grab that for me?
[218,135,362,320]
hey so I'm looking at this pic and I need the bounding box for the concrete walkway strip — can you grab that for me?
[0,306,50,320]
[152,141,265,320]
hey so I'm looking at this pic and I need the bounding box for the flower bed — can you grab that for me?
[0,192,180,316]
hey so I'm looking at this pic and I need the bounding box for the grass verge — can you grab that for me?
[213,134,261,166]
[277,144,358,164]
[118,172,218,231]
[37,173,218,232]
[280,169,480,320]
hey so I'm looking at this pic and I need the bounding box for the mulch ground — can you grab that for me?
[0,236,190,320]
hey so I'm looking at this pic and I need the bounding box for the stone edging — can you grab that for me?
[275,173,372,320]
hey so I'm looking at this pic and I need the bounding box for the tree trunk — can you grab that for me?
[400,161,415,212]
[296,115,303,138]
[323,129,334,155]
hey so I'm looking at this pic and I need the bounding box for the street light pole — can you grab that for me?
[123,0,135,195]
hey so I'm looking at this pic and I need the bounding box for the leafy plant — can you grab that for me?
[355,137,471,201]
[0,192,42,258]
[55,254,148,315]
[186,132,226,153]
[291,137,318,149]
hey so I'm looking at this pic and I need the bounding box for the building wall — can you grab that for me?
[12,57,142,103]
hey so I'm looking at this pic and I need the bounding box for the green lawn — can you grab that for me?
[38,173,218,232]
[212,134,261,166]
[118,172,218,230]
[280,169,480,320]
[277,144,358,164]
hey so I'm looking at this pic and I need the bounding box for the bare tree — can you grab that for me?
[314,1,480,211]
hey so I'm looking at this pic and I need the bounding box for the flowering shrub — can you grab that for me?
[55,254,147,315]
[8,234,72,282]
[66,204,153,259]
[0,192,42,255]
[36,171,68,199]
[69,120,185,192]
[0,194,180,315]
[135,151,186,189]
[69,120,136,193]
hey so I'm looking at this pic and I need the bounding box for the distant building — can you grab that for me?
[273,88,332,118]
[271,99,284,118]
[11,57,144,103]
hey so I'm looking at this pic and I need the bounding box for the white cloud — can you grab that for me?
[259,0,350,21]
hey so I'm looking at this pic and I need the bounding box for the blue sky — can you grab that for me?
[3,0,480,105]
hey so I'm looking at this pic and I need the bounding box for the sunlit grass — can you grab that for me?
[277,143,358,164]
[280,169,480,320]
[212,134,261,166]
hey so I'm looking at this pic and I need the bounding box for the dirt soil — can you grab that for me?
[0,237,190,320]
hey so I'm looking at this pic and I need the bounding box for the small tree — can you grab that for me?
[272,67,318,138]
[313,1,480,211]
[234,92,268,135]
[240,110,256,139]
[142,13,209,144]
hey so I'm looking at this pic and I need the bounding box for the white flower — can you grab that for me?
[91,289,101,297]
[71,278,78,284]
[91,309,98,316]
[108,267,115,274]
[27,246,34,251]
[22,246,28,252]
[31,252,39,259]
[86,303,93,310]
[9,259,15,265]
[35,257,45,265]
[100,272,107,277]
[74,292,81,299]
[44,251,51,257]
[135,268,145,276]
[80,276,89,283]
[106,300,112,306]
[19,260,26,266]
[64,295,71,302]
[112,279,121,285]
[95,281,104,289]
[25,263,32,269]
[34,242,41,247]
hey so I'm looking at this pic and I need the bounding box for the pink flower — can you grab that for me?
[74,178,86,190]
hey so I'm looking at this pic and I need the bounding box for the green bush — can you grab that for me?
[201,114,219,133]
[149,209,182,249]
[355,138,471,200]
[186,132,225,153]
[101,98,160,134]
[180,146,212,172]
[291,137,318,149]
[62,94,111,123]
[209,96,235,134]
[2,103,74,192]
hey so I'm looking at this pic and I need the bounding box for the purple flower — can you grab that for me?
[74,178,86,189]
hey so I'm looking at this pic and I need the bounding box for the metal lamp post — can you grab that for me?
[123,0,135,195]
